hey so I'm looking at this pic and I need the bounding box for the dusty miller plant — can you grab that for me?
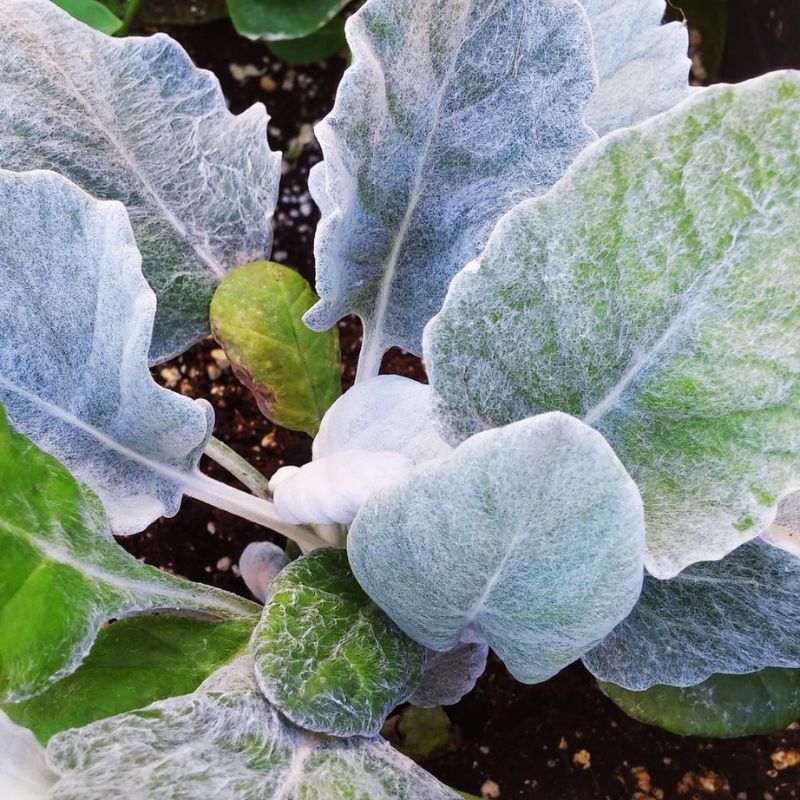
[0,0,799,797]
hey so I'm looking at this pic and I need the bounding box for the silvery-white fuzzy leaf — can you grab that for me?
[313,375,452,464]
[425,72,800,579]
[46,658,461,800]
[0,169,213,534]
[580,0,693,135]
[0,0,281,363]
[583,540,800,691]
[238,541,288,603]
[409,643,489,709]
[272,450,413,525]
[307,0,597,377]
[0,712,55,800]
[349,412,645,684]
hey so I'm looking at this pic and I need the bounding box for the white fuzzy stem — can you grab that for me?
[205,437,271,499]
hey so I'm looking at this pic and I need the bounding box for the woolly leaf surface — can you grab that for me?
[425,73,800,578]
[348,412,645,684]
[251,549,425,737]
[46,658,460,800]
[3,616,254,745]
[0,712,55,800]
[0,405,259,703]
[583,540,800,690]
[0,169,213,534]
[307,0,596,376]
[600,668,800,738]
[210,261,341,437]
[0,0,281,362]
[409,643,489,709]
[314,375,452,465]
[580,0,693,134]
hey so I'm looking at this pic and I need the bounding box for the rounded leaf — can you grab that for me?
[250,549,425,737]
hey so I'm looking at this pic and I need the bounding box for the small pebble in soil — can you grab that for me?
[677,770,730,795]
[480,779,500,799]
[572,749,591,769]
[216,556,232,572]
[770,748,800,770]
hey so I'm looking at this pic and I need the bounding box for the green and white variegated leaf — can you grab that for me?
[0,405,258,703]
[314,376,452,465]
[349,412,645,684]
[0,0,281,363]
[0,712,56,800]
[409,643,488,709]
[583,540,800,691]
[251,549,425,737]
[600,668,800,738]
[425,72,800,579]
[307,0,597,377]
[46,658,461,800]
[0,169,213,534]
[580,0,693,135]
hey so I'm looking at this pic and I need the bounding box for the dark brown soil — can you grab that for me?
[118,6,800,798]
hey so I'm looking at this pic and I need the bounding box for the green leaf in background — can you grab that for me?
[3,616,253,745]
[101,0,228,25]
[210,261,341,437]
[600,668,800,737]
[52,0,122,32]
[425,71,800,579]
[0,404,259,703]
[666,0,729,83]
[381,705,453,760]
[250,548,425,737]
[267,15,348,65]
[228,0,350,41]
[45,658,461,799]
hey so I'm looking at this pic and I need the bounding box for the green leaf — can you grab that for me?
[3,616,253,745]
[251,548,425,737]
[425,71,800,579]
[52,0,122,32]
[101,0,228,25]
[266,15,348,65]
[348,413,645,685]
[210,261,341,436]
[381,706,452,760]
[228,0,350,41]
[600,668,800,738]
[46,658,461,799]
[0,404,259,703]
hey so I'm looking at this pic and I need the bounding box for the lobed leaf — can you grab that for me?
[307,0,597,376]
[0,0,281,362]
[229,0,350,41]
[348,412,645,684]
[0,169,213,534]
[0,405,259,703]
[210,261,342,437]
[2,616,253,745]
[583,539,800,690]
[251,549,425,737]
[580,0,693,135]
[46,658,461,799]
[425,72,800,578]
[267,16,349,65]
[238,540,288,603]
[600,668,800,738]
